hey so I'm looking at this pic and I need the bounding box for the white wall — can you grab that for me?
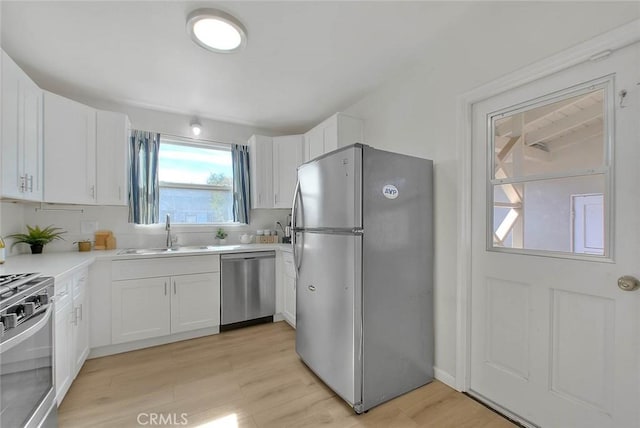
[342,3,639,381]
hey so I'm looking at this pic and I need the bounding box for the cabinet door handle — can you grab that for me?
[79,303,83,321]
[274,193,278,204]
[164,282,167,296]
[28,175,34,192]
[19,175,26,193]
[90,185,95,199]
[173,280,176,295]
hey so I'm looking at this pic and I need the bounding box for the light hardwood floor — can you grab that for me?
[59,322,515,427]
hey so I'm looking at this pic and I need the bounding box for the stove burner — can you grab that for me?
[0,273,42,301]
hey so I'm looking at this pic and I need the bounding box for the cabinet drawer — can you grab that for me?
[112,255,220,280]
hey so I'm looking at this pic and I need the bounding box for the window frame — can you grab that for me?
[158,135,238,226]
[485,75,614,262]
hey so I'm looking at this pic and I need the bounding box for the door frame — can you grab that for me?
[454,19,640,392]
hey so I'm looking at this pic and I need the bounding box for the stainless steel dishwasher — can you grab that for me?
[220,251,276,330]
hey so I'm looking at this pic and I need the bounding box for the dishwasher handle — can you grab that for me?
[221,251,275,261]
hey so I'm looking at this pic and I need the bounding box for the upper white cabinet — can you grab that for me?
[248,135,274,209]
[273,135,303,208]
[1,50,44,201]
[249,134,303,209]
[96,110,130,205]
[44,91,97,204]
[303,113,363,162]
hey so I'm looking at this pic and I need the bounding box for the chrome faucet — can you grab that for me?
[165,214,172,248]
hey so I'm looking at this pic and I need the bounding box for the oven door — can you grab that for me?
[0,304,56,428]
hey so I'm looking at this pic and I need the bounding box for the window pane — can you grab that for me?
[492,89,605,180]
[491,174,606,255]
[160,187,233,224]
[159,142,232,186]
[158,138,236,224]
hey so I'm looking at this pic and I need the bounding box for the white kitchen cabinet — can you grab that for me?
[71,270,90,377]
[171,273,220,333]
[249,134,304,209]
[273,135,303,208]
[248,134,274,209]
[1,50,44,201]
[54,276,73,405]
[112,277,171,344]
[54,268,90,405]
[96,110,130,205]
[303,113,364,162]
[44,91,97,204]
[282,252,296,328]
[111,255,221,345]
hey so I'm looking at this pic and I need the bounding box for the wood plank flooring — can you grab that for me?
[59,322,515,427]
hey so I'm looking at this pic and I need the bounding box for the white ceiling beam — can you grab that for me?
[495,92,597,137]
[548,126,603,151]
[525,103,602,146]
[523,146,552,162]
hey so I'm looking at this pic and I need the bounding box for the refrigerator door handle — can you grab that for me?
[291,179,301,230]
[292,179,302,277]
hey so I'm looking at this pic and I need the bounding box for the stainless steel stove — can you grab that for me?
[0,272,57,428]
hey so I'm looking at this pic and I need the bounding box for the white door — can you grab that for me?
[470,43,639,427]
[111,277,171,344]
[171,272,220,333]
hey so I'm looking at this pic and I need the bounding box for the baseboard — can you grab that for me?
[273,313,285,322]
[88,326,220,358]
[434,366,457,390]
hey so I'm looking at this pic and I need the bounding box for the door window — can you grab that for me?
[488,79,612,258]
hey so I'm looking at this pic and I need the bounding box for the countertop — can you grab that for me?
[0,244,293,278]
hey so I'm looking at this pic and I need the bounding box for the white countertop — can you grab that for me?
[0,243,293,278]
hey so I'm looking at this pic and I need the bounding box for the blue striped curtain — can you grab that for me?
[128,130,160,224]
[232,144,251,224]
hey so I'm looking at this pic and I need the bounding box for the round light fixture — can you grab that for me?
[190,120,202,136]
[187,8,247,53]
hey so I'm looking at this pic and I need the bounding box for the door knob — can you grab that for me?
[617,275,640,291]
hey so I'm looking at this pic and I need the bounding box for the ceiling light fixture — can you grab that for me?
[190,119,202,136]
[187,8,247,53]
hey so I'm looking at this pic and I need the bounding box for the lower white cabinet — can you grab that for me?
[111,255,221,345]
[54,268,90,405]
[112,277,171,344]
[282,252,296,327]
[171,273,220,334]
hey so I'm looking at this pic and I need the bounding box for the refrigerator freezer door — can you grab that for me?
[295,231,362,407]
[295,146,362,229]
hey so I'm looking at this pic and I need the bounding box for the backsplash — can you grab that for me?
[1,201,289,256]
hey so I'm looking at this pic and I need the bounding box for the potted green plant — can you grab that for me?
[216,228,228,245]
[7,225,66,254]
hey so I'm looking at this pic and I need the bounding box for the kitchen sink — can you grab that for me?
[118,245,216,255]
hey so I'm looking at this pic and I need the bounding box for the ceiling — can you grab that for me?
[1,2,637,134]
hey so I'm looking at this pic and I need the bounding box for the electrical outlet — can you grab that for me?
[81,221,99,235]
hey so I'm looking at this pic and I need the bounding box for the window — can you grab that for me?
[488,79,611,257]
[158,138,234,224]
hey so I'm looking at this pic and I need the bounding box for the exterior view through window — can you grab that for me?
[489,83,609,256]
[159,138,233,224]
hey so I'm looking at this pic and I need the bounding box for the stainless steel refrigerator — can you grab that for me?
[292,143,434,413]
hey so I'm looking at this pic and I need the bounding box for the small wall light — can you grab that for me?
[190,120,202,136]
